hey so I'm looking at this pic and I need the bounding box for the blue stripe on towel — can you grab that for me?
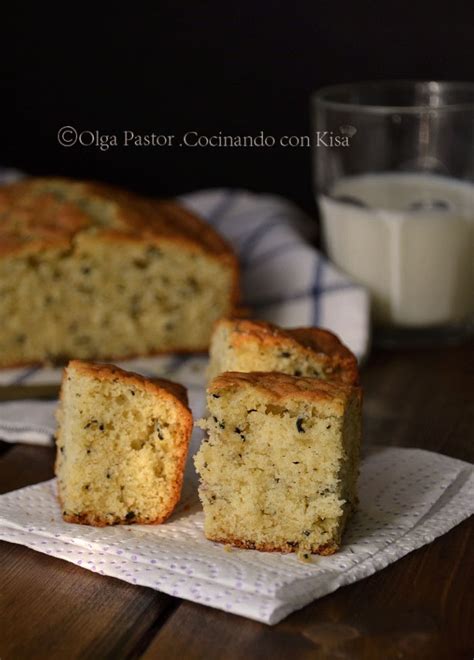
[164,355,192,375]
[204,190,236,226]
[311,257,324,325]
[243,240,305,268]
[238,215,287,263]
[12,366,41,385]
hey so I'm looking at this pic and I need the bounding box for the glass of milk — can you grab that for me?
[312,81,474,346]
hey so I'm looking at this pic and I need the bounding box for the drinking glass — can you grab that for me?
[311,80,474,346]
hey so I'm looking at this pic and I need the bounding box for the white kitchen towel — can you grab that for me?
[0,168,370,445]
[0,447,472,625]
[0,400,59,445]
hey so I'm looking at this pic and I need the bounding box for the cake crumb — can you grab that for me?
[297,550,313,563]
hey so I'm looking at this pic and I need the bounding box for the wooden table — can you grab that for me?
[1,344,473,659]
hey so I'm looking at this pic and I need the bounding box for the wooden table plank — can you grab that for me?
[0,542,177,660]
[0,344,473,659]
[0,443,56,494]
[0,444,178,660]
[361,344,474,462]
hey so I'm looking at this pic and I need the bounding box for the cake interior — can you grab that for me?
[56,366,188,525]
[1,235,234,366]
[195,384,360,555]
[208,323,331,382]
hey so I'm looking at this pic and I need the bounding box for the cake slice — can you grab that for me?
[195,371,362,556]
[207,318,359,385]
[55,360,193,526]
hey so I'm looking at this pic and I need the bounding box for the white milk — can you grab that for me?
[319,173,474,327]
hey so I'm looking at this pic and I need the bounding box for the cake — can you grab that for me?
[207,318,359,385]
[55,360,193,526]
[194,371,362,556]
[0,177,239,368]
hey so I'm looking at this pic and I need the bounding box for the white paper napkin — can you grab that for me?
[0,447,472,624]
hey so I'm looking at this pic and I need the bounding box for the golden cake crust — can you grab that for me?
[66,359,190,408]
[214,318,359,385]
[56,360,193,526]
[209,370,361,416]
[0,177,237,262]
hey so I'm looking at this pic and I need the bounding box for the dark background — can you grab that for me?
[1,4,473,213]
